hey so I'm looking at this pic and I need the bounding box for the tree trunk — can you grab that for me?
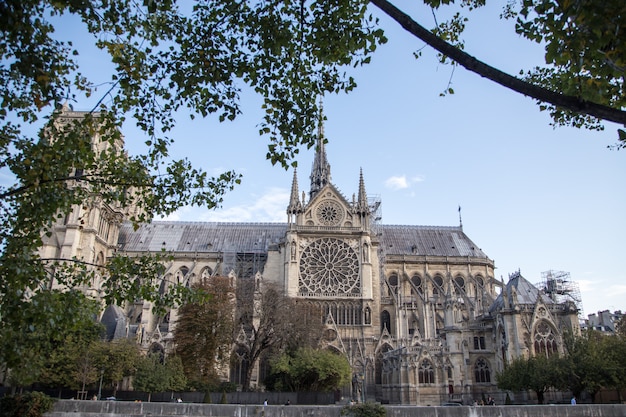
[242,360,255,391]
[537,390,545,404]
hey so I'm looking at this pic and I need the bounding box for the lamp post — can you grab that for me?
[97,369,104,400]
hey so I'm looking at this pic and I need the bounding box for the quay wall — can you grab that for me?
[46,400,626,417]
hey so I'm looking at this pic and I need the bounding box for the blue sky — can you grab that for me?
[21,2,626,317]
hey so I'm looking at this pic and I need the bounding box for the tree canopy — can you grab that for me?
[133,353,187,402]
[0,0,383,373]
[173,277,236,390]
[267,347,352,392]
[235,282,324,390]
[496,354,566,404]
[497,330,626,403]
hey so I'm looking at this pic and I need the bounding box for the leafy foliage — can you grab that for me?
[133,353,187,401]
[0,392,54,417]
[341,402,386,417]
[0,0,384,378]
[561,330,626,402]
[173,277,235,390]
[511,0,626,132]
[496,354,566,404]
[267,347,351,392]
[497,330,626,403]
[235,282,324,390]
[2,290,102,388]
[89,339,142,393]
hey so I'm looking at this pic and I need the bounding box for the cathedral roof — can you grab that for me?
[118,221,489,259]
[118,221,286,253]
[381,224,488,258]
[490,271,554,312]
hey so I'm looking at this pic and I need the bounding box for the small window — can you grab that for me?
[473,336,486,350]
[455,276,465,291]
[381,310,391,333]
[434,276,443,287]
[412,275,423,294]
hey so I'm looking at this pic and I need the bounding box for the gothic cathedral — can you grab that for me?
[41,109,579,405]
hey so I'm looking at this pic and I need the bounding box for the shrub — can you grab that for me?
[0,392,55,417]
[341,402,386,417]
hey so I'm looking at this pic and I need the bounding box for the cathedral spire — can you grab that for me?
[309,99,331,200]
[357,168,370,214]
[287,168,303,216]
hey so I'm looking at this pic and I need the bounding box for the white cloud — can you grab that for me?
[384,175,424,191]
[385,175,409,190]
[162,187,290,223]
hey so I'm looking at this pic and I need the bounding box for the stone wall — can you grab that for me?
[46,400,626,417]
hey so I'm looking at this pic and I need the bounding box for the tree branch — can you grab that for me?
[369,0,626,126]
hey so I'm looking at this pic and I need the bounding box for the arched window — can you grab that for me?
[418,360,435,384]
[381,310,391,333]
[230,346,250,386]
[476,276,484,288]
[455,276,465,292]
[534,321,558,357]
[411,275,423,294]
[474,358,491,383]
[433,275,443,296]
[388,274,398,294]
[375,344,393,384]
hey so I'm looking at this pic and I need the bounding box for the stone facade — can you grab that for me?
[41,116,580,405]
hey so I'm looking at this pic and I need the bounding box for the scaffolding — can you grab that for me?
[535,270,584,318]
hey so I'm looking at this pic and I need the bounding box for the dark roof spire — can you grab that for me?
[309,98,331,199]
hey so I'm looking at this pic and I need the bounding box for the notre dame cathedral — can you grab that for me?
[40,109,580,405]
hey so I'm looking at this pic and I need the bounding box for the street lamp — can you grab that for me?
[97,369,104,400]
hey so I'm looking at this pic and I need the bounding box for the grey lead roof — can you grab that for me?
[118,221,489,259]
[490,272,554,312]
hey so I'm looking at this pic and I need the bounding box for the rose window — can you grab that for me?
[316,200,343,226]
[299,238,360,296]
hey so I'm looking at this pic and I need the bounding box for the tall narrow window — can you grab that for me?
[388,274,398,295]
[473,336,486,350]
[534,321,558,357]
[381,310,391,333]
[418,360,434,384]
[474,358,491,383]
